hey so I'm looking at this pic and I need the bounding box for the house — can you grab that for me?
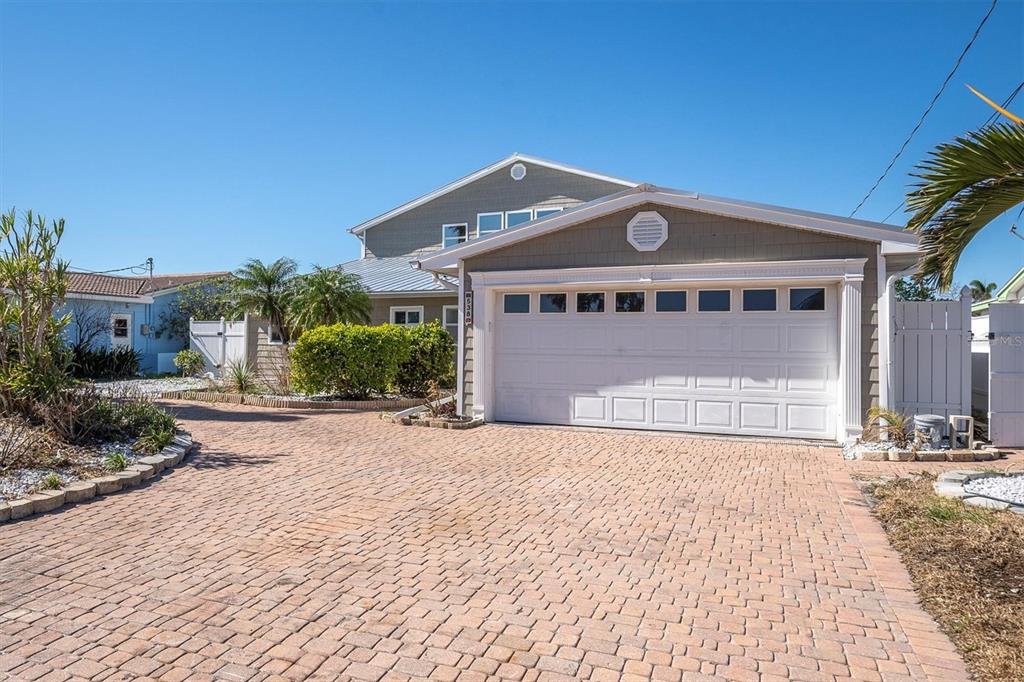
[344,154,922,441]
[971,265,1024,315]
[61,271,229,373]
[338,154,638,333]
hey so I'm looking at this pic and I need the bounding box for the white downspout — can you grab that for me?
[882,261,921,410]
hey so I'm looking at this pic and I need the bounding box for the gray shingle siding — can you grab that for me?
[461,204,880,420]
[368,295,456,326]
[363,162,628,258]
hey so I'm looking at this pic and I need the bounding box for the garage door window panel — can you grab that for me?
[789,287,827,311]
[615,291,645,313]
[742,289,777,312]
[655,290,687,313]
[539,293,567,313]
[698,290,731,312]
[576,292,605,313]
[503,293,530,314]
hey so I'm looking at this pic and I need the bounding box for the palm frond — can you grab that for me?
[906,122,1024,288]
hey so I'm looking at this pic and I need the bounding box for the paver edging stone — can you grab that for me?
[0,430,196,524]
[934,469,1024,514]
[157,390,424,411]
[830,467,972,681]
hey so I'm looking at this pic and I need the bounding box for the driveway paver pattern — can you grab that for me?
[0,404,970,681]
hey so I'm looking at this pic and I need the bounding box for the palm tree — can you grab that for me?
[968,278,998,301]
[231,257,297,341]
[906,88,1024,289]
[288,266,371,336]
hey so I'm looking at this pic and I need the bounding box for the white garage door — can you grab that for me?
[493,285,838,439]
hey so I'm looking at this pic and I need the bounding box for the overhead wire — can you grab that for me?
[850,0,999,217]
[879,78,1022,225]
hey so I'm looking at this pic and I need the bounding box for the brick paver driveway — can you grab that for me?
[1,404,968,682]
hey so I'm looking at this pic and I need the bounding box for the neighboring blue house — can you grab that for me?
[60,271,229,374]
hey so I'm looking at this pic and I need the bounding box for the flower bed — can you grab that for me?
[844,441,1007,462]
[157,389,425,411]
[934,470,1024,513]
[0,431,194,522]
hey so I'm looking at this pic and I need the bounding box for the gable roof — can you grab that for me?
[67,271,230,300]
[348,153,639,236]
[414,184,921,274]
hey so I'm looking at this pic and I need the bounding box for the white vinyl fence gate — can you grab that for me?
[189,317,249,376]
[893,292,971,421]
[987,303,1024,447]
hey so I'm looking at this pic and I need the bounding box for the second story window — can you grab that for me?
[477,212,503,237]
[535,207,564,219]
[506,210,533,228]
[442,223,468,248]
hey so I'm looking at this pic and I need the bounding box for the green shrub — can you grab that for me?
[291,323,411,398]
[40,472,62,490]
[104,451,128,471]
[224,360,260,394]
[134,424,175,454]
[101,396,176,438]
[396,322,455,397]
[173,349,205,377]
[70,346,140,380]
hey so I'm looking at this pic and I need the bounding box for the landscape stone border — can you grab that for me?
[0,431,196,523]
[381,395,484,430]
[157,390,423,411]
[851,445,1005,463]
[934,469,1024,514]
[382,412,485,430]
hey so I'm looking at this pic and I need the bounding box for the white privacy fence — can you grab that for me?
[986,304,1024,447]
[189,317,250,376]
[893,291,971,421]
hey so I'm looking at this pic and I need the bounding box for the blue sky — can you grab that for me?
[1,1,1022,289]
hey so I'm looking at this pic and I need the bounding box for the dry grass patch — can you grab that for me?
[871,475,1024,682]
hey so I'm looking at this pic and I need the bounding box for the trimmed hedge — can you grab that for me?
[291,322,456,399]
[397,322,456,397]
[291,323,411,398]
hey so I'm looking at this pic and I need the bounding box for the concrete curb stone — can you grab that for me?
[29,490,65,514]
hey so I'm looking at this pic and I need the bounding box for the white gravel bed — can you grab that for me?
[963,474,1024,505]
[0,441,140,502]
[94,377,212,396]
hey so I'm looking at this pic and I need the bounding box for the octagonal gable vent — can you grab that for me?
[627,211,668,251]
[510,162,527,181]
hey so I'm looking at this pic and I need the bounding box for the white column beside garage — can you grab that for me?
[839,273,864,441]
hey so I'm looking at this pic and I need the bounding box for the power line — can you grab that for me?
[850,0,999,217]
[878,78,1022,225]
[69,261,152,276]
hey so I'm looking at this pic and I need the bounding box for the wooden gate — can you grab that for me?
[988,303,1024,447]
[893,290,971,420]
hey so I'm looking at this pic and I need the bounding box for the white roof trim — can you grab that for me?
[63,292,155,304]
[414,185,920,274]
[348,153,638,235]
[470,258,868,288]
